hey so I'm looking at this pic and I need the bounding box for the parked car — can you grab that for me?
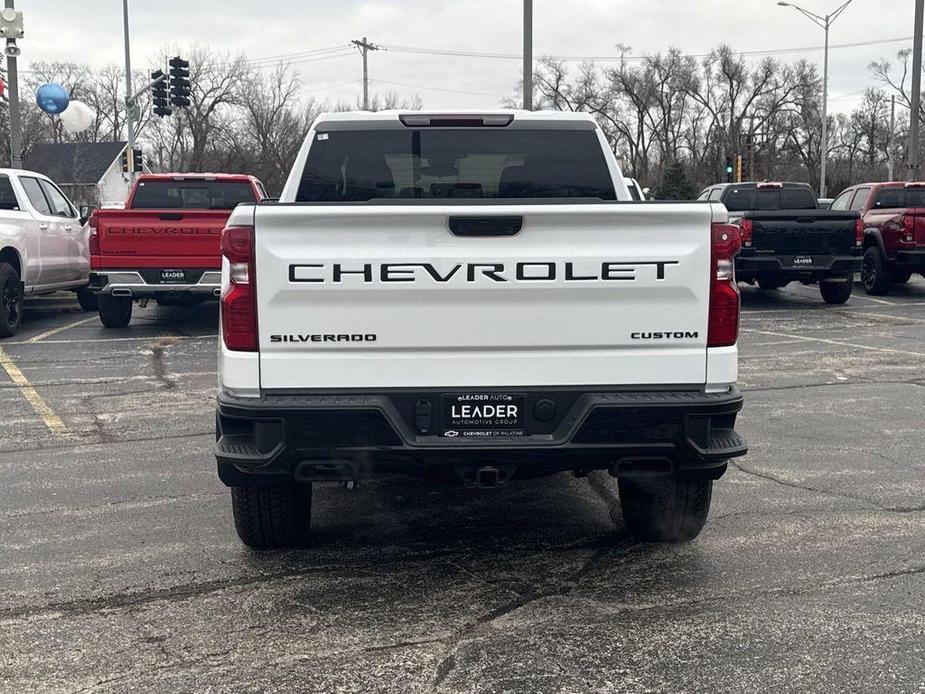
[214,110,747,549]
[0,168,92,338]
[87,173,266,327]
[697,181,862,304]
[830,182,925,295]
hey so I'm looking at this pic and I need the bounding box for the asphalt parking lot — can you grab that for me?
[1,282,924,694]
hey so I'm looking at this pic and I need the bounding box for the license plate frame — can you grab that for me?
[158,269,188,284]
[791,256,814,267]
[441,393,526,439]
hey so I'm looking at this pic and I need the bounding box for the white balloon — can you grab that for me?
[59,100,96,133]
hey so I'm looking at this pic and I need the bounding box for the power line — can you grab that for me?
[370,78,508,99]
[378,35,914,63]
[247,45,350,65]
[249,49,356,68]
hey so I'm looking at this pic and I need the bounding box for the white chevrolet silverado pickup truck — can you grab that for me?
[214,111,747,549]
[0,169,92,337]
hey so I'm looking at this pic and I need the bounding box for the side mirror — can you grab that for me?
[79,205,97,226]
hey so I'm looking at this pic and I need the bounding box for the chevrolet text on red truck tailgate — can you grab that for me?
[87,173,265,327]
[213,111,748,549]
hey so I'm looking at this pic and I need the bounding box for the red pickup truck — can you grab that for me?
[88,174,266,327]
[830,181,925,295]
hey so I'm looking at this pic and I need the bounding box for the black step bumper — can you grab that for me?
[895,249,925,270]
[736,254,862,281]
[215,387,747,486]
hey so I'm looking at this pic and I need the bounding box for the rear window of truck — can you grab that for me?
[132,180,256,209]
[296,129,617,202]
[873,187,925,208]
[722,186,817,211]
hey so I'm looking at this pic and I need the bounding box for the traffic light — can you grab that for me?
[122,148,143,173]
[151,70,171,118]
[741,156,751,180]
[168,56,191,108]
[725,158,734,183]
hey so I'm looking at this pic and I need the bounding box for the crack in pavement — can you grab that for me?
[430,546,614,690]
[729,461,925,513]
[2,544,611,622]
[743,378,925,393]
[0,429,214,455]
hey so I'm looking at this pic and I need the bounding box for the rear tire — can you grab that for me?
[0,262,24,338]
[820,274,853,304]
[231,484,313,549]
[76,287,98,312]
[97,295,132,328]
[861,246,891,295]
[618,476,712,542]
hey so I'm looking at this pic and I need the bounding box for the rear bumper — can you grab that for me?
[736,254,862,280]
[89,270,222,298]
[894,249,925,269]
[215,387,747,486]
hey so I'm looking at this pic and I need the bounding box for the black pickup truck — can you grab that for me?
[697,181,863,304]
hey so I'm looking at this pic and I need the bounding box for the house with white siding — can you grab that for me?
[23,141,149,208]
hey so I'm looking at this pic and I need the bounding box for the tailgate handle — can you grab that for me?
[158,213,184,221]
[448,216,522,237]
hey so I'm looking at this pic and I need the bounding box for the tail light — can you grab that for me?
[708,223,742,348]
[901,215,915,243]
[220,225,258,352]
[87,210,100,256]
[739,218,753,247]
[855,218,864,247]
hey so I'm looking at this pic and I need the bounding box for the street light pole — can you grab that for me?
[122,0,136,176]
[3,0,23,169]
[523,0,533,111]
[778,0,854,198]
[908,0,923,181]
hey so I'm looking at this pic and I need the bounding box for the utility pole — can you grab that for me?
[122,0,136,177]
[351,37,379,111]
[909,0,924,181]
[888,95,895,181]
[523,0,533,111]
[3,0,24,168]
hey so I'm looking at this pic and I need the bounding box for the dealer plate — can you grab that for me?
[158,269,188,284]
[441,393,525,439]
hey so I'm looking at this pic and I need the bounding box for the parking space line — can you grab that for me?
[850,295,896,306]
[1,334,217,346]
[741,328,925,358]
[0,347,68,436]
[26,316,100,344]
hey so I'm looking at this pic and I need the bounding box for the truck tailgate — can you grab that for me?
[745,210,858,256]
[95,210,227,268]
[252,203,715,390]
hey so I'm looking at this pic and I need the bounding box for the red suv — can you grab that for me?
[831,182,925,294]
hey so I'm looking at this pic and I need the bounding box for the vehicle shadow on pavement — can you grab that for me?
[240,472,642,564]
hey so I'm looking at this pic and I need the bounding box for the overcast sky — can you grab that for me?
[18,0,918,114]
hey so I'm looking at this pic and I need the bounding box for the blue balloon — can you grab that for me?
[36,83,70,115]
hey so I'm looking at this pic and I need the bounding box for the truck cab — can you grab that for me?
[832,182,925,295]
[698,181,862,304]
[88,173,265,327]
[0,169,90,338]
